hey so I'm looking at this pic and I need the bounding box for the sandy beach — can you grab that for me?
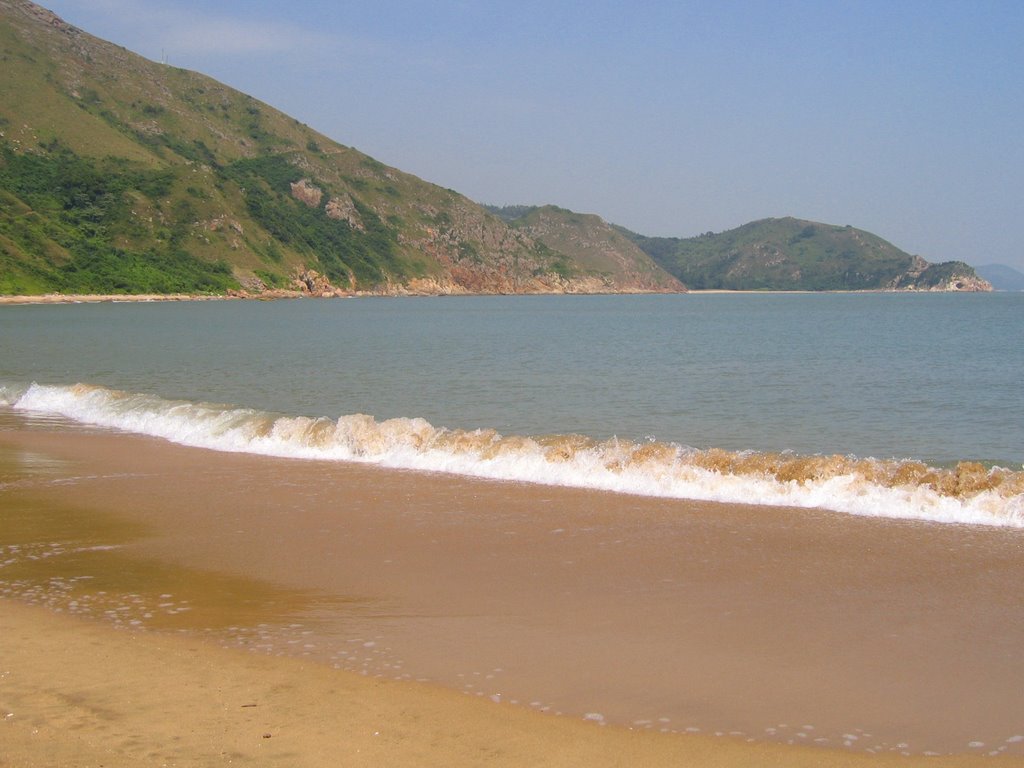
[4,600,1015,768]
[2,413,1024,765]
[0,290,946,305]
[0,294,239,305]
[9,601,1012,768]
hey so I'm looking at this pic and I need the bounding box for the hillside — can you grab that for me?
[622,218,991,292]
[486,205,684,292]
[482,206,996,294]
[0,0,677,296]
[975,264,1024,292]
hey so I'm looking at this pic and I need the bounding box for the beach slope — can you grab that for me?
[2,600,1011,768]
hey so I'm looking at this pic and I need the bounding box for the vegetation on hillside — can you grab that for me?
[221,155,425,288]
[486,205,685,291]
[0,2,987,296]
[1,0,644,296]
[0,141,235,294]
[621,218,987,291]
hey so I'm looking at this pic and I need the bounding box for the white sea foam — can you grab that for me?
[9,382,1024,528]
[0,382,29,407]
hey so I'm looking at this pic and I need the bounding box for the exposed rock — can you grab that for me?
[289,179,323,208]
[14,0,76,34]
[926,275,993,292]
[889,256,993,292]
[237,274,266,293]
[385,270,656,297]
[293,269,347,297]
[325,195,364,231]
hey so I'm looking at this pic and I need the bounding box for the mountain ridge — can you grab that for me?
[0,0,681,296]
[0,1,990,296]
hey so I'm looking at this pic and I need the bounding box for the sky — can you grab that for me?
[39,0,1024,271]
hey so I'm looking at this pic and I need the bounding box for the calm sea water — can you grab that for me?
[2,293,1021,461]
[2,293,1022,525]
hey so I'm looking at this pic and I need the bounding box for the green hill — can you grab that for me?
[485,205,684,292]
[0,0,677,296]
[621,217,990,291]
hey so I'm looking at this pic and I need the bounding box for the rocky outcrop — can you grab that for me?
[924,275,993,292]
[293,269,347,297]
[380,273,629,296]
[891,257,993,292]
[324,195,364,231]
[289,179,323,208]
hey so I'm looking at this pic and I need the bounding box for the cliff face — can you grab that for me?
[923,276,992,292]
[0,0,682,296]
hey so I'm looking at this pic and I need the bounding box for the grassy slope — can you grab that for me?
[489,205,684,291]
[0,0,609,295]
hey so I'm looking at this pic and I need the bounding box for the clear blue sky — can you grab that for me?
[42,0,1024,270]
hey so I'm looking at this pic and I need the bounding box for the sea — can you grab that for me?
[1,292,1022,527]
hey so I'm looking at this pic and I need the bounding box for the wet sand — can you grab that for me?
[2,413,1024,763]
[8,602,1008,768]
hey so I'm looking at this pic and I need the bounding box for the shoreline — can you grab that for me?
[3,417,1024,761]
[0,292,240,305]
[4,383,1019,528]
[0,287,998,305]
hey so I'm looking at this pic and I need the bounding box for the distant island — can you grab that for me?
[0,1,990,297]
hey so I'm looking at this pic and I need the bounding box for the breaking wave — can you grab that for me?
[5,382,1023,528]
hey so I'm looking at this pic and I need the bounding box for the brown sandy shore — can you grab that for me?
[0,293,239,304]
[0,288,953,305]
[2,415,1024,766]
[0,602,1007,768]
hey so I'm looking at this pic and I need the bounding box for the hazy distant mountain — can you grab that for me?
[619,218,991,292]
[0,0,678,296]
[975,264,1024,291]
